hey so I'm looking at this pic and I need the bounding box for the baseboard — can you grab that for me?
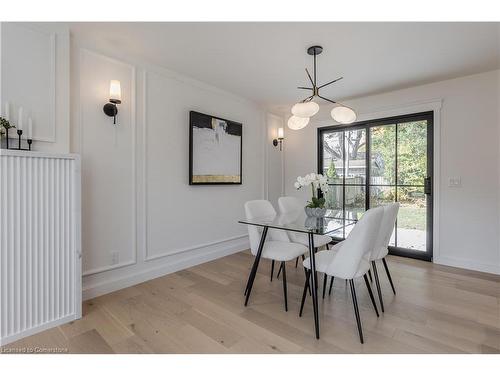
[0,314,78,347]
[82,236,250,300]
[434,255,500,275]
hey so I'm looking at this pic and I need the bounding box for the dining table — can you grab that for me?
[238,209,356,339]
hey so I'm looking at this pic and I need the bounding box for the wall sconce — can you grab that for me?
[103,80,121,124]
[273,127,284,151]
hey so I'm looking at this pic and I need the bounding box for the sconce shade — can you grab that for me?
[277,127,284,139]
[109,80,122,104]
[331,105,356,124]
[292,101,319,118]
[287,115,309,130]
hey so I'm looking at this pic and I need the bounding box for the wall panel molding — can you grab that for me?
[78,48,138,276]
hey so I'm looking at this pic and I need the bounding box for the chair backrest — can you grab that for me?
[278,196,303,215]
[277,196,305,242]
[370,202,400,260]
[244,200,288,255]
[326,206,384,279]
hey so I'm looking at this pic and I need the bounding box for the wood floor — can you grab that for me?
[2,252,500,353]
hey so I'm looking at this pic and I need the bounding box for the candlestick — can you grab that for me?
[28,118,33,139]
[18,107,23,131]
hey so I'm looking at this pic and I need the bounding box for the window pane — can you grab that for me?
[322,131,344,183]
[370,125,395,185]
[397,120,427,186]
[324,185,343,210]
[345,129,366,184]
[345,185,365,215]
[396,186,426,251]
[370,186,395,207]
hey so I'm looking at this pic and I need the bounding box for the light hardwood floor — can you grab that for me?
[2,252,500,353]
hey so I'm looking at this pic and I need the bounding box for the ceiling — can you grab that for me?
[69,22,500,108]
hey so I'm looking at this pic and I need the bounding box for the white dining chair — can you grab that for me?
[369,202,399,312]
[244,200,309,311]
[276,196,332,277]
[299,206,384,343]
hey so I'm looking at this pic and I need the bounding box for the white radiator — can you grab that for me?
[0,150,82,346]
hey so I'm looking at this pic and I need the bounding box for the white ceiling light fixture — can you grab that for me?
[331,105,357,124]
[287,115,310,130]
[291,101,319,118]
[288,45,357,129]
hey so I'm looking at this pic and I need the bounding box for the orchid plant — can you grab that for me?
[294,173,329,208]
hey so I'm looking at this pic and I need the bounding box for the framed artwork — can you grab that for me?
[189,111,242,185]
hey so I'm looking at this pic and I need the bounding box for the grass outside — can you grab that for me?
[333,203,426,231]
[398,205,426,231]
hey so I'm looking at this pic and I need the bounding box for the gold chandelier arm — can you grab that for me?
[318,77,343,89]
[305,68,314,86]
[318,95,337,104]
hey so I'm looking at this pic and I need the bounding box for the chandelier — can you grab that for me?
[288,45,357,130]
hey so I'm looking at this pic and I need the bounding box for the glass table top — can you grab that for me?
[238,209,357,235]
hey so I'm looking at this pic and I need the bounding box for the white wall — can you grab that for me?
[0,23,70,153]
[282,70,500,275]
[71,41,266,299]
[266,113,284,205]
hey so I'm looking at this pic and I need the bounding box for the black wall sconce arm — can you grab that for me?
[103,98,121,125]
[273,127,284,151]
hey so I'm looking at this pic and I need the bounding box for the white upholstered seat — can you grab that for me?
[368,202,400,312]
[300,206,384,343]
[257,240,309,261]
[244,200,309,311]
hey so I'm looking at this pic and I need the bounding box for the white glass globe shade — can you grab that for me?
[331,105,357,124]
[287,115,310,130]
[291,101,319,118]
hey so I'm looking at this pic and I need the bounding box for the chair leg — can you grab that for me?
[328,276,334,296]
[326,243,330,250]
[349,280,364,344]
[295,257,299,268]
[281,262,288,312]
[299,269,310,317]
[368,268,373,283]
[363,274,379,317]
[382,258,396,295]
[322,273,327,299]
[372,261,385,313]
[276,262,283,279]
[270,260,275,282]
[303,266,312,296]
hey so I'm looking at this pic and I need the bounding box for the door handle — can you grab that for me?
[424,176,431,195]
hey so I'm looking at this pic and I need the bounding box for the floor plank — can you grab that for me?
[2,252,499,353]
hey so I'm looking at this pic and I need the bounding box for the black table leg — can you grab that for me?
[244,226,268,305]
[308,232,320,339]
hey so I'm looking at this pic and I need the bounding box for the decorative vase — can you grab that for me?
[304,206,327,218]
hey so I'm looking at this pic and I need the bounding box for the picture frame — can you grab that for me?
[189,111,243,185]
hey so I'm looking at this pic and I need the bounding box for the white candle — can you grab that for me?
[4,102,9,121]
[18,106,23,131]
[28,118,33,139]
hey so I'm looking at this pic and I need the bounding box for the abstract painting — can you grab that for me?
[189,111,242,185]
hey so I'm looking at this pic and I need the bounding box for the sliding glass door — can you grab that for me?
[318,112,433,261]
